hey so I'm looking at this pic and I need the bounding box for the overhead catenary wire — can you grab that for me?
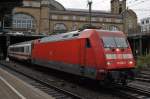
[127,0,141,5]
[127,0,150,7]
[126,0,150,17]
[132,9,150,11]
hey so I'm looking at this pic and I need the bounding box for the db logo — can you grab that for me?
[117,61,126,64]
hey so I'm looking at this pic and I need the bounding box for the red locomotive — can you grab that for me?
[8,29,135,84]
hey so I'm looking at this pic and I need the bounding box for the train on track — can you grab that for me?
[8,29,135,85]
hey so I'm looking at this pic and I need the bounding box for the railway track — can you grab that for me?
[135,70,150,82]
[114,68,150,99]
[3,60,150,99]
[0,61,122,99]
[122,68,150,99]
[135,77,150,82]
[114,84,150,99]
[0,61,82,99]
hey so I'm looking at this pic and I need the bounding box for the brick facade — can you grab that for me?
[12,0,137,35]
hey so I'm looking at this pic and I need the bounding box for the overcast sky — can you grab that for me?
[55,0,150,22]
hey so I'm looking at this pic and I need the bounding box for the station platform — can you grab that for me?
[0,67,54,99]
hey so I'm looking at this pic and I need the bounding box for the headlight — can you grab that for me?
[107,62,112,65]
[129,61,133,64]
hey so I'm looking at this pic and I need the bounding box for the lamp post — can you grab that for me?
[88,0,92,27]
[48,1,50,33]
[39,1,42,33]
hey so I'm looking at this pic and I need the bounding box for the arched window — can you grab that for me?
[13,13,35,29]
[109,25,120,31]
[54,23,67,33]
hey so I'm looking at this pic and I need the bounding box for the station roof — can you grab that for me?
[0,1,22,15]
[50,9,123,19]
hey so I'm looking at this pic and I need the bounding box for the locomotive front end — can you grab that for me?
[99,31,135,84]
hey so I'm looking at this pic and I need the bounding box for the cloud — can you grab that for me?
[56,0,110,10]
[56,0,88,9]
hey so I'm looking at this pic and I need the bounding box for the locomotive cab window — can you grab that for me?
[114,38,128,48]
[102,37,128,48]
[86,38,91,48]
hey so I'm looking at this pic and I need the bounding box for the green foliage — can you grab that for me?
[136,54,150,70]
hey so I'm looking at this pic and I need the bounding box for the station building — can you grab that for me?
[10,0,138,35]
[141,17,150,32]
[0,0,140,59]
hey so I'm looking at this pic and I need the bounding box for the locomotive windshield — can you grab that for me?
[102,37,128,48]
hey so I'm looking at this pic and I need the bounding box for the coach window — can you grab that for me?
[26,46,29,53]
[19,47,24,52]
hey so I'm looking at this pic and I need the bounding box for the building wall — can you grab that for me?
[123,10,138,35]
[111,0,120,14]
[141,17,150,32]
[14,5,50,34]
[111,0,126,14]
[12,0,137,35]
[13,7,40,33]
[50,13,123,34]
[39,6,50,34]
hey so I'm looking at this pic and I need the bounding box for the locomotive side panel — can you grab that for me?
[82,31,107,80]
[80,30,106,70]
[32,39,86,64]
[89,31,106,69]
[31,38,87,76]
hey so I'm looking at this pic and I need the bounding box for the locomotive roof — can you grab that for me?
[40,30,80,43]
[40,29,123,43]
[9,29,124,46]
[96,30,123,33]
